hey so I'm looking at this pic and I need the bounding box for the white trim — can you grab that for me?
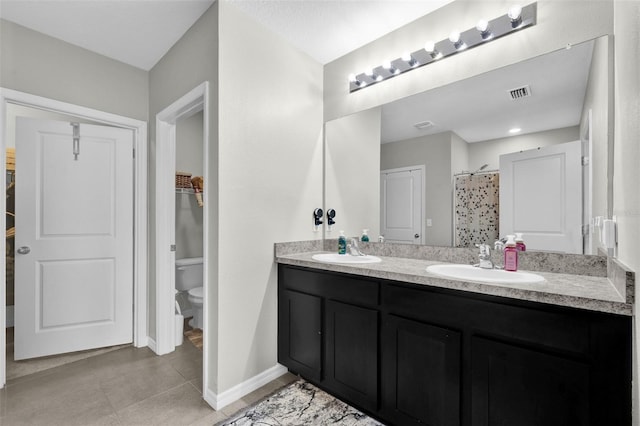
[0,88,148,388]
[155,81,210,397]
[204,364,289,411]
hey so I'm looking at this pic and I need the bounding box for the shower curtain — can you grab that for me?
[454,172,500,248]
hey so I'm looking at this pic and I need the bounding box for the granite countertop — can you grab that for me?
[276,251,633,316]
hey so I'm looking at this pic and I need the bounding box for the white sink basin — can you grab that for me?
[312,253,382,264]
[426,264,545,284]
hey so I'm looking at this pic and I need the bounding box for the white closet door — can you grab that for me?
[381,167,423,244]
[14,117,134,360]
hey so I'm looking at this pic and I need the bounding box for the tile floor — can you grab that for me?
[0,339,298,425]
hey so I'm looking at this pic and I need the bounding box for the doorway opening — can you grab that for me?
[154,82,210,398]
[0,88,148,388]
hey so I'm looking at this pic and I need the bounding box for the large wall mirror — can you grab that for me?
[324,36,612,255]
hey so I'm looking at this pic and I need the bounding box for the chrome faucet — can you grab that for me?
[348,238,366,256]
[475,244,494,269]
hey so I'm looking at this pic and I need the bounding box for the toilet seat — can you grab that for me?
[188,286,203,300]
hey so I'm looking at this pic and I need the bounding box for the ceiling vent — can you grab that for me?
[509,85,532,100]
[414,120,435,130]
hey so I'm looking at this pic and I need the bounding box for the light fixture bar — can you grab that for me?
[349,2,537,93]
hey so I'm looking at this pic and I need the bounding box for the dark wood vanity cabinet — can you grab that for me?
[278,264,632,426]
[278,289,322,381]
[278,264,380,411]
[381,315,461,426]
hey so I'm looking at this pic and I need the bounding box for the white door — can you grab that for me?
[381,167,423,244]
[499,141,582,253]
[14,117,134,360]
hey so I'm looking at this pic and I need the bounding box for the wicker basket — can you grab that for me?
[175,172,193,189]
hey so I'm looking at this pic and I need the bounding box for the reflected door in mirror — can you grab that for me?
[381,167,423,244]
[499,141,582,254]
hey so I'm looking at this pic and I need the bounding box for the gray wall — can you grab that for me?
[381,132,453,246]
[0,19,148,122]
[325,108,381,240]
[216,1,323,393]
[613,2,640,421]
[148,1,220,389]
[581,35,613,253]
[467,126,580,172]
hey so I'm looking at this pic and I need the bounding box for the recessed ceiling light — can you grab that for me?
[509,127,522,134]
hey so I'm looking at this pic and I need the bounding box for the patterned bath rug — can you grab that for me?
[217,379,384,425]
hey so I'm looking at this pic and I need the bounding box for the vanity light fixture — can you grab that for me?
[348,2,536,93]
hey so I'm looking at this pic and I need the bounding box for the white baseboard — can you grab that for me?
[147,337,158,354]
[204,363,289,411]
[5,305,13,328]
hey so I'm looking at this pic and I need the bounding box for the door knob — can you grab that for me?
[414,234,420,239]
[17,246,31,255]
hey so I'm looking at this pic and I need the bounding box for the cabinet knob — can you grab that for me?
[318,331,322,335]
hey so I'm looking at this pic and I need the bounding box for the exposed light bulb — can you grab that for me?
[476,19,492,40]
[348,73,357,83]
[425,41,436,53]
[449,31,465,50]
[508,5,522,20]
[402,52,418,67]
[382,60,400,75]
[424,41,442,60]
[365,68,374,77]
[476,20,489,33]
[508,5,523,27]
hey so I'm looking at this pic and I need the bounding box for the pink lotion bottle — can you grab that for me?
[515,232,526,252]
[504,235,518,272]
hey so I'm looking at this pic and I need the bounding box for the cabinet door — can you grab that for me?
[382,315,461,426]
[278,290,322,381]
[471,336,589,426]
[325,300,378,412]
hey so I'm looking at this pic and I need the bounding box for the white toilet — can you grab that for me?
[175,257,204,330]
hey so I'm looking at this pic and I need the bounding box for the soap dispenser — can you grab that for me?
[504,235,518,272]
[515,233,526,251]
[338,231,347,255]
[361,229,370,242]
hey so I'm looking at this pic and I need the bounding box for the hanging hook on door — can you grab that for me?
[70,122,80,160]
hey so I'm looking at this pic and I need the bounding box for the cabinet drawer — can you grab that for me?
[382,282,590,355]
[280,265,379,307]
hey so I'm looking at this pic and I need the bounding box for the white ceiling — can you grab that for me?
[0,0,454,70]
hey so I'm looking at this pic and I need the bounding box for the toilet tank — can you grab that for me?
[175,257,203,291]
